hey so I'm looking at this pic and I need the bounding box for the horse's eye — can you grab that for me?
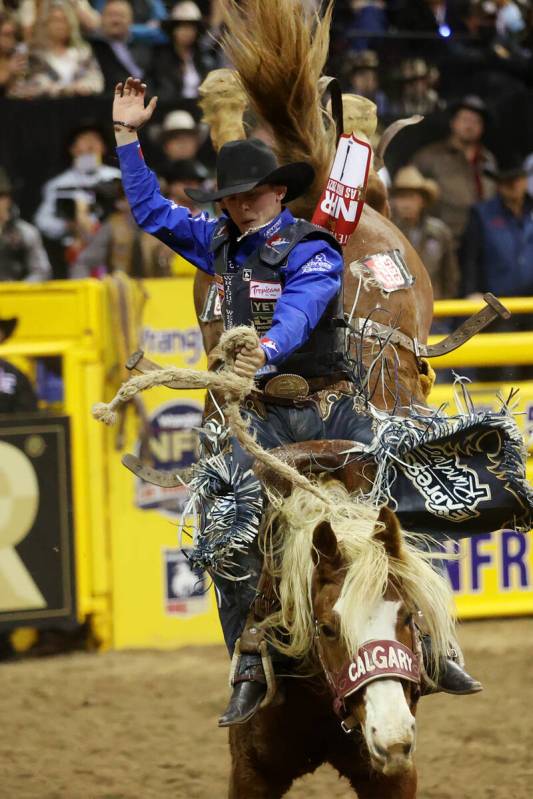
[403,613,413,626]
[321,623,337,639]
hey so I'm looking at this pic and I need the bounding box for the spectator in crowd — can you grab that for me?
[159,158,210,276]
[72,180,174,277]
[390,166,459,300]
[461,158,533,299]
[34,122,120,274]
[149,1,217,103]
[17,0,101,40]
[161,159,207,213]
[460,157,533,380]
[9,0,103,98]
[495,0,526,41]
[92,0,167,44]
[90,0,152,93]
[441,0,529,97]
[412,95,497,247]
[0,12,27,97]
[156,109,203,170]
[0,315,38,413]
[390,58,445,118]
[0,168,51,281]
[341,50,389,118]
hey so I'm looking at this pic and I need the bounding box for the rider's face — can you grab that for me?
[222,184,287,233]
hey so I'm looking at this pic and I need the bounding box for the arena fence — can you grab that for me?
[0,280,531,650]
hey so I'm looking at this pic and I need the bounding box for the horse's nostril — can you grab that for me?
[403,743,412,756]
[371,726,377,735]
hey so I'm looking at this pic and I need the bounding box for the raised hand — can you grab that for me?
[113,77,158,131]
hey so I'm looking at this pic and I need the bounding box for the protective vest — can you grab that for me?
[209,218,349,378]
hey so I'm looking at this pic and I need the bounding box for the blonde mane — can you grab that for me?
[263,480,455,673]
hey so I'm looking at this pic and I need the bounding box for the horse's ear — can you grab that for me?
[374,506,403,559]
[312,521,342,577]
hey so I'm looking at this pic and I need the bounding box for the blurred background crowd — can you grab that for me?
[0,0,533,306]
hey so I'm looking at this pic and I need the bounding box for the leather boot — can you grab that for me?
[421,634,483,695]
[218,653,267,727]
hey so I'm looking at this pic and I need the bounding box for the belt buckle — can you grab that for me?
[264,374,310,400]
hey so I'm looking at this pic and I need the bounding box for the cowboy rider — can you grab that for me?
[113,77,480,726]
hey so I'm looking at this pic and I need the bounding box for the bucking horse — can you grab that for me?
[95,1,533,796]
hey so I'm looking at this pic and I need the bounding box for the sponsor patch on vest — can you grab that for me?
[401,441,492,522]
[301,251,334,274]
[250,280,282,299]
[267,236,290,249]
[260,337,279,355]
[356,249,414,293]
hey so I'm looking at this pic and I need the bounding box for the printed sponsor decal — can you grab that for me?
[311,134,371,245]
[264,217,283,238]
[267,236,290,249]
[301,252,333,274]
[214,224,228,239]
[401,442,491,523]
[134,400,203,519]
[250,280,282,299]
[361,250,414,293]
[163,547,208,616]
[141,326,203,365]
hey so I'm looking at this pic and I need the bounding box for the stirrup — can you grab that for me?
[228,638,278,709]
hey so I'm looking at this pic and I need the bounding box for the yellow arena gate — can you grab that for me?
[0,280,531,650]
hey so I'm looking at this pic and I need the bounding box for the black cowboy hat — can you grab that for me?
[485,155,527,183]
[0,317,18,341]
[449,94,490,123]
[161,159,208,184]
[185,139,315,204]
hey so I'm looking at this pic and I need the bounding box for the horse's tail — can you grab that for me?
[220,0,336,220]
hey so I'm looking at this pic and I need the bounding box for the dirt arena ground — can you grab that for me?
[1,618,532,799]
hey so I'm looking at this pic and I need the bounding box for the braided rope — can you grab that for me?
[92,326,330,503]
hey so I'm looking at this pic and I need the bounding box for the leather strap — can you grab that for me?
[351,293,511,360]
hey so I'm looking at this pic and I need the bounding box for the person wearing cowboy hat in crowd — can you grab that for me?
[156,109,203,170]
[0,315,38,413]
[112,76,481,725]
[340,50,390,118]
[412,95,497,249]
[390,166,459,301]
[148,1,218,103]
[390,58,445,119]
[160,159,210,277]
[0,168,51,282]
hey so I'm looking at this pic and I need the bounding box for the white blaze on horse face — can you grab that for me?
[335,597,416,776]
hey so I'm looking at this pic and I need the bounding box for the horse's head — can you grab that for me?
[310,506,423,777]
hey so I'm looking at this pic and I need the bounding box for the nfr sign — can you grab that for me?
[0,415,75,629]
[439,531,533,618]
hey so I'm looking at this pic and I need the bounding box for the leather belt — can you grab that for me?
[253,376,355,407]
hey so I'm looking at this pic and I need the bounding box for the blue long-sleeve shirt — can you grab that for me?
[117,141,344,365]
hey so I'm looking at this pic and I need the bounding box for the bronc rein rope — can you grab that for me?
[92,326,331,504]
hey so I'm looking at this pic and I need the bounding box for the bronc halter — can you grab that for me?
[313,605,423,734]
